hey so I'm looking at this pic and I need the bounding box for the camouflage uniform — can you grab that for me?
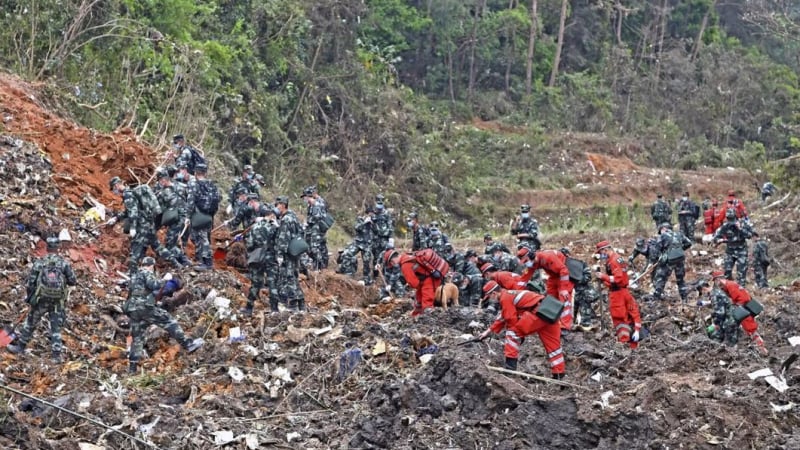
[652,228,692,301]
[120,186,174,275]
[336,243,359,276]
[714,218,753,285]
[124,268,194,366]
[677,197,699,239]
[174,143,201,175]
[493,251,519,273]
[371,207,394,274]
[275,208,306,310]
[459,261,484,307]
[156,183,189,263]
[305,200,329,271]
[429,229,451,260]
[411,224,431,252]
[13,252,77,356]
[353,215,376,283]
[315,195,330,269]
[707,288,739,346]
[573,265,600,326]
[511,217,541,250]
[245,217,279,312]
[761,182,776,202]
[752,237,771,288]
[484,240,511,255]
[173,174,195,248]
[629,237,661,284]
[650,197,672,229]
[187,177,220,267]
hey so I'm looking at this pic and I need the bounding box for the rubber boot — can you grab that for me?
[128,360,138,374]
[504,357,518,371]
[552,373,565,380]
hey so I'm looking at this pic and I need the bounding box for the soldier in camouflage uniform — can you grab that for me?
[510,204,541,250]
[752,233,771,288]
[243,206,279,314]
[225,192,267,232]
[156,170,191,266]
[274,195,306,311]
[171,134,203,175]
[227,165,260,213]
[652,223,693,302]
[713,209,754,285]
[379,240,406,298]
[371,203,394,277]
[336,244,358,276]
[187,164,220,270]
[650,193,672,229]
[560,248,599,329]
[123,257,203,373]
[108,177,180,275]
[677,191,699,239]
[460,250,485,307]
[303,187,329,271]
[629,236,661,285]
[483,234,510,255]
[7,237,77,361]
[407,212,430,251]
[353,206,376,284]
[697,281,739,346]
[492,245,519,272]
[173,162,195,249]
[428,221,450,259]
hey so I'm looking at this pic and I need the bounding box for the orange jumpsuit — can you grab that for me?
[596,250,642,349]
[489,290,565,375]
[704,206,723,234]
[488,271,527,290]
[524,250,574,329]
[399,253,449,316]
[718,279,763,345]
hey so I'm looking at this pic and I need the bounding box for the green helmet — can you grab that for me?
[109,176,122,190]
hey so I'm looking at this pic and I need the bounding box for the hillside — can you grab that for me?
[2,72,800,450]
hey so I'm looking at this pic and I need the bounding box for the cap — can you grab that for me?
[443,242,453,251]
[172,134,185,142]
[465,249,477,259]
[657,193,663,198]
[710,270,724,279]
[301,186,316,197]
[696,279,710,292]
[596,240,611,251]
[141,256,156,266]
[235,186,249,197]
[520,204,531,213]
[176,161,189,170]
[46,236,60,249]
[430,220,440,228]
[247,193,259,201]
[451,273,464,285]
[243,164,253,172]
[480,262,497,274]
[275,195,289,206]
[407,212,418,220]
[728,190,735,196]
[375,193,385,202]
[559,247,570,256]
[165,165,177,177]
[383,249,398,266]
[482,280,501,299]
[195,163,208,173]
[109,176,122,190]
[659,222,672,230]
[156,168,170,179]
[635,237,645,247]
[483,233,492,240]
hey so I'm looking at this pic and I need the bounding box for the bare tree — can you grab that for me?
[467,0,487,100]
[691,0,716,60]
[549,0,569,87]
[525,0,539,95]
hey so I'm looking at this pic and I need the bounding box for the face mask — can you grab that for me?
[172,143,180,149]
[524,261,533,268]
[681,197,688,201]
[175,172,185,181]
[247,173,254,180]
[431,229,440,236]
[521,213,530,219]
[599,253,608,260]
[407,221,414,228]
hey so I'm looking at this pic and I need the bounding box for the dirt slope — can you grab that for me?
[0,74,799,450]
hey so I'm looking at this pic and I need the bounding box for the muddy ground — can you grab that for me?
[1,74,800,450]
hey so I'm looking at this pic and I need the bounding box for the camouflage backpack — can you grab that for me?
[195,179,221,215]
[652,200,670,221]
[36,256,66,301]
[133,184,163,221]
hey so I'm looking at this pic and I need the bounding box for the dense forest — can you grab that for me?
[1,0,799,219]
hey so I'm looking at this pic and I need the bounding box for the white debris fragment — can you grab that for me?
[419,354,434,365]
[600,390,614,407]
[788,336,800,347]
[590,373,603,382]
[286,431,301,443]
[271,367,293,383]
[468,321,483,329]
[765,376,789,393]
[59,228,72,241]
[214,430,235,445]
[243,433,260,449]
[228,366,245,383]
[459,334,476,341]
[748,368,773,380]
[770,402,795,413]
[205,289,218,302]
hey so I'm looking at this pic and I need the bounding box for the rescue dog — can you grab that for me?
[434,282,460,310]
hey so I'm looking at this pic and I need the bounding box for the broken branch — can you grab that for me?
[486,365,587,389]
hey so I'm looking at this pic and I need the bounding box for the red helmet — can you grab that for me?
[480,262,497,274]
[596,240,611,251]
[727,190,735,196]
[383,249,399,267]
[482,280,500,299]
[710,270,725,280]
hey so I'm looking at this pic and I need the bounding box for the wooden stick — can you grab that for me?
[486,365,586,389]
[0,383,160,449]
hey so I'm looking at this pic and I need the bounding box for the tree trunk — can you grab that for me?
[614,0,623,46]
[549,0,569,87]
[467,0,487,100]
[653,0,668,86]
[525,0,539,96]
[505,0,517,94]
[691,0,715,60]
[447,50,455,103]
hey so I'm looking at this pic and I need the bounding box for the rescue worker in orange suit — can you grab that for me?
[711,271,768,355]
[516,246,574,330]
[480,262,526,290]
[594,241,643,349]
[722,189,748,220]
[478,281,565,378]
[703,199,724,235]
[383,249,449,317]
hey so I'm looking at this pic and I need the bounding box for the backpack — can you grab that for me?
[36,257,66,301]
[133,185,162,221]
[665,232,686,261]
[185,145,207,175]
[565,257,588,284]
[414,248,450,276]
[195,180,221,215]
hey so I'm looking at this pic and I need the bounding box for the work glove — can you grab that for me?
[631,330,640,342]
[431,270,442,279]
[226,204,233,215]
[479,330,492,341]
[106,217,118,226]
[162,273,173,281]
[129,229,136,238]
[184,218,190,226]
[276,256,284,267]
[385,285,392,294]
[559,290,570,302]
